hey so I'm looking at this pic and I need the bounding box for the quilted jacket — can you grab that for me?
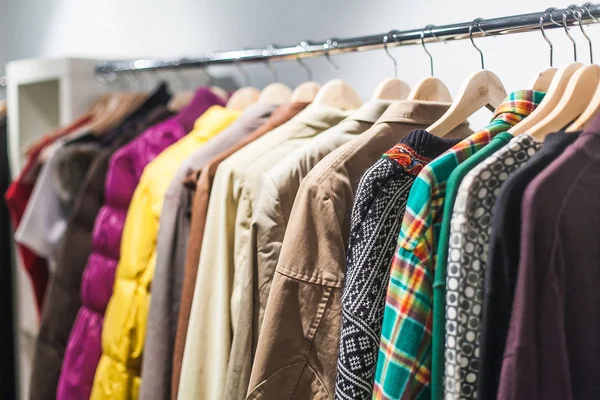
[90,106,238,400]
[58,88,225,400]
[31,104,173,400]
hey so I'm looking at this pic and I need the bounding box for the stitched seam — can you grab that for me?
[276,267,343,287]
[291,287,334,398]
[246,362,306,399]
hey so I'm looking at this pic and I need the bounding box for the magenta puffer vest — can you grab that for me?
[56,88,224,400]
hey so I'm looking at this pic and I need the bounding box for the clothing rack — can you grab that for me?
[96,4,600,75]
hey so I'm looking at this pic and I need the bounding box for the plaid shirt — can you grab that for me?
[373,91,544,400]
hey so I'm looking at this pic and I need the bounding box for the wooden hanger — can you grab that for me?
[427,19,508,137]
[89,92,147,135]
[371,78,410,100]
[566,80,600,132]
[528,67,558,92]
[427,70,507,137]
[567,73,600,132]
[168,91,195,112]
[210,86,229,103]
[527,11,559,93]
[258,82,293,105]
[508,63,582,135]
[407,26,452,102]
[565,5,599,132]
[371,35,411,101]
[290,56,321,102]
[227,87,260,111]
[407,77,452,102]
[526,64,600,141]
[291,81,321,103]
[313,79,362,111]
[87,93,112,116]
[226,61,260,111]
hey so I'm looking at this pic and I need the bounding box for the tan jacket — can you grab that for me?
[171,102,308,400]
[224,100,392,400]
[246,101,473,399]
[178,103,349,400]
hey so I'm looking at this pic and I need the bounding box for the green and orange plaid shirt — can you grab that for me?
[373,90,544,400]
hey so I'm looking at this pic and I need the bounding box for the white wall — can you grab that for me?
[2,0,598,106]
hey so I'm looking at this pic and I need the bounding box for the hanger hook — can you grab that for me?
[323,39,340,71]
[263,45,279,83]
[173,61,191,90]
[296,56,313,81]
[95,71,112,93]
[540,8,555,67]
[383,31,398,78]
[550,9,578,62]
[563,10,578,62]
[421,25,436,76]
[583,3,599,22]
[296,41,313,81]
[128,70,145,92]
[570,5,593,63]
[469,17,486,70]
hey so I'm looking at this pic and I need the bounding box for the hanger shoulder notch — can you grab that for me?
[371,78,411,100]
[407,77,452,102]
[227,87,261,111]
[509,62,583,135]
[259,82,293,105]
[313,79,363,110]
[427,70,507,137]
[291,81,321,103]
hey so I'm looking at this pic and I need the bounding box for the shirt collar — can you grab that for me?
[290,103,353,130]
[190,106,240,139]
[374,100,458,126]
[344,100,393,124]
[490,90,545,126]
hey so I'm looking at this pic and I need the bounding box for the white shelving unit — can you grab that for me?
[6,57,105,176]
[6,57,104,400]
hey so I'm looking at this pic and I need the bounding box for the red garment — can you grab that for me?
[5,114,93,314]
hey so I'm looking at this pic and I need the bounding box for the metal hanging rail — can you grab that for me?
[96,3,600,75]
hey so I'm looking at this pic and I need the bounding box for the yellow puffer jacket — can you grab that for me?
[90,106,239,399]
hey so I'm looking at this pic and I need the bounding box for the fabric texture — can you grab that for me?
[335,130,460,400]
[30,106,172,400]
[140,103,274,400]
[90,106,238,400]
[15,140,101,271]
[58,87,223,400]
[178,103,349,400]
[226,100,391,400]
[247,100,472,400]
[171,102,308,400]
[444,134,541,400]
[373,90,543,400]
[430,130,515,400]
[477,131,580,400]
[497,122,600,400]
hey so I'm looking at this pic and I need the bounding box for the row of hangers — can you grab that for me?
[85,4,600,144]
[223,4,600,142]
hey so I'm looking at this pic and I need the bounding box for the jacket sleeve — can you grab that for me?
[224,173,284,400]
[91,175,157,400]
